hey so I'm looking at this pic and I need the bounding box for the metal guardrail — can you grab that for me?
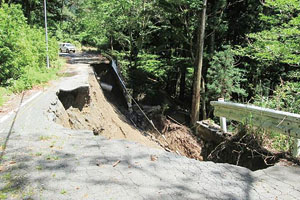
[111,60,127,91]
[210,101,300,139]
[109,60,132,111]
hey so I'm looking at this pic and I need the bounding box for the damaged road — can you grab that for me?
[54,61,159,148]
[0,54,300,200]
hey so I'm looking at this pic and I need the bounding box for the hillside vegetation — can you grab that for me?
[0,3,60,105]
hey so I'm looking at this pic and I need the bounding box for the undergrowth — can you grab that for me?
[0,87,10,106]
[0,58,65,106]
[256,129,293,153]
[0,3,65,106]
[253,81,299,153]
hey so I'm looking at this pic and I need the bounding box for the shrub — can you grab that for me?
[0,3,59,89]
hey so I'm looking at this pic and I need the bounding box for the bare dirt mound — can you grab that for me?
[55,71,160,149]
[151,115,203,161]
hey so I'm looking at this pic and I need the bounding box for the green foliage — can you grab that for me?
[132,53,169,96]
[207,46,247,100]
[233,0,300,110]
[10,67,60,92]
[237,0,300,66]
[253,81,300,152]
[137,53,168,80]
[77,0,161,49]
[0,3,59,91]
[242,125,293,153]
[265,130,293,152]
[254,81,300,114]
[110,50,131,82]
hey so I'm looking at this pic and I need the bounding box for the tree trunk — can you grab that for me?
[175,67,181,98]
[209,30,215,54]
[179,65,186,101]
[21,0,31,24]
[61,0,64,28]
[110,36,114,51]
[201,77,207,119]
[209,0,217,55]
[191,0,207,126]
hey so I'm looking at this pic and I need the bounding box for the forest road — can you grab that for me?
[0,53,300,200]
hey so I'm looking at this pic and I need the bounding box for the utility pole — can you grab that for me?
[191,0,207,126]
[44,0,50,68]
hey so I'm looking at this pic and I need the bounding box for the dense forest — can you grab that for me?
[0,0,300,151]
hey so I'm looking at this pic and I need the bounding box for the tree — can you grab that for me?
[207,46,246,100]
[0,3,58,91]
[236,0,300,99]
[191,0,207,126]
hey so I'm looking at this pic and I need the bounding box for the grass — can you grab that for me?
[0,87,11,106]
[0,172,35,199]
[0,89,4,106]
[0,57,66,106]
[60,189,67,195]
[39,135,52,141]
[2,173,12,181]
[46,154,59,161]
[261,130,293,152]
[243,125,293,153]
[10,66,60,93]
[0,173,11,200]
[0,193,7,200]
[35,152,42,156]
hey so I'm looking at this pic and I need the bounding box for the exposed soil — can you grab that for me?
[152,115,203,160]
[197,122,300,171]
[90,62,204,160]
[56,69,160,149]
[206,131,277,170]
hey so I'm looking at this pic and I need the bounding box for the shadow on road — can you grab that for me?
[0,92,25,163]
[0,132,260,199]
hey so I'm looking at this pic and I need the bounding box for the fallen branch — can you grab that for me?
[113,160,121,167]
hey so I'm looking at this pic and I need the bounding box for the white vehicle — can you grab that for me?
[59,43,76,53]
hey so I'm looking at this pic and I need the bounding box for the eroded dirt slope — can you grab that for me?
[55,70,160,149]
[54,62,204,161]
[153,115,203,160]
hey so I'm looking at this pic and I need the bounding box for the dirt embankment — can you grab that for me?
[55,70,160,149]
[152,115,203,160]
[53,63,204,161]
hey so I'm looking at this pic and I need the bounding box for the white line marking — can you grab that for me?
[0,91,42,124]
[0,111,14,124]
[21,91,42,107]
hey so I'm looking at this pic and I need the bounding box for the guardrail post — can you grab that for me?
[293,139,300,157]
[218,98,227,133]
